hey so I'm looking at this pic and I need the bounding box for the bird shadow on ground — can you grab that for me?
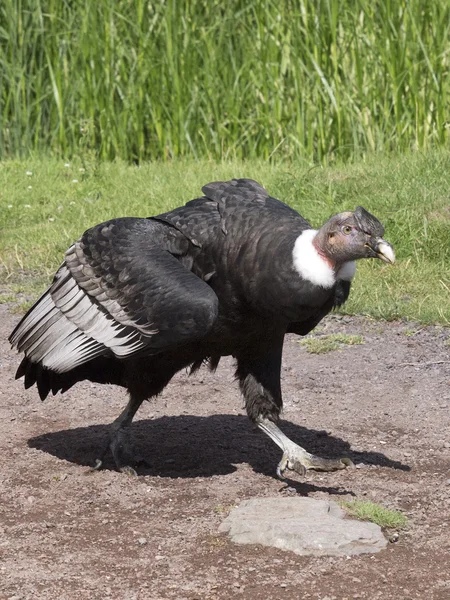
[28,414,410,495]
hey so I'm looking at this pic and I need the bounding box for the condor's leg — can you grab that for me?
[236,343,352,479]
[92,394,145,475]
[94,365,175,475]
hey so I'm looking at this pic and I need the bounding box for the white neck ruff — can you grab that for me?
[292,229,356,288]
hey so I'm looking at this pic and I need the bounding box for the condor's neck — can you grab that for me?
[292,229,356,288]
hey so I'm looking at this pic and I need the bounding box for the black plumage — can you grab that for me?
[9,179,395,476]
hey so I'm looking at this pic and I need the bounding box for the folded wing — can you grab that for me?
[9,218,219,374]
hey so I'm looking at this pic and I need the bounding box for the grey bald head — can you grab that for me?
[314,206,395,267]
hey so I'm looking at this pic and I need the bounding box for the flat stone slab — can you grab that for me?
[219,497,387,557]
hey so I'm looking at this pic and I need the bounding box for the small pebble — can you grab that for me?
[138,538,147,545]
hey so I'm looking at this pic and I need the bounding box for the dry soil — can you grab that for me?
[0,305,449,600]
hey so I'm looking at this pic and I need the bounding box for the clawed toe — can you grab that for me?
[91,458,104,472]
[258,418,354,481]
[303,454,354,472]
[90,428,140,475]
[90,456,138,476]
[276,451,354,479]
[120,465,138,477]
[277,452,307,479]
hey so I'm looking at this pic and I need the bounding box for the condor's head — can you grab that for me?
[315,206,395,266]
[293,206,395,288]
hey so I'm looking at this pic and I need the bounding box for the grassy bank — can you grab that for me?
[1,152,449,324]
[1,0,449,163]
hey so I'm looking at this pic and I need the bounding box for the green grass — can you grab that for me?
[0,293,16,304]
[341,499,408,530]
[326,334,364,345]
[300,334,364,354]
[9,300,33,315]
[0,151,449,324]
[300,338,340,354]
[1,0,449,163]
[213,504,236,515]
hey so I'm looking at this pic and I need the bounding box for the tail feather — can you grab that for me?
[15,355,125,400]
[24,359,38,390]
[15,356,28,380]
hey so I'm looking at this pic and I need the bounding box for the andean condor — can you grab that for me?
[9,179,395,477]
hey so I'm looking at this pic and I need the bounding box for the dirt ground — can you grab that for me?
[0,303,449,600]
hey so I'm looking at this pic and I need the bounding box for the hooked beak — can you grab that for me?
[367,238,395,264]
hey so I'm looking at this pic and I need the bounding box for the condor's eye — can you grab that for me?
[342,225,352,235]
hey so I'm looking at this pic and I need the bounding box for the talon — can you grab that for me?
[291,460,307,477]
[91,458,103,472]
[120,465,138,477]
[258,419,353,480]
[277,453,307,479]
[276,453,289,479]
[304,455,353,472]
[277,453,353,478]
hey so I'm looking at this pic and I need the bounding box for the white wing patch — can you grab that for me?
[65,243,157,336]
[10,263,154,373]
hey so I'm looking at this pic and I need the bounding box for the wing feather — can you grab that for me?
[10,218,218,374]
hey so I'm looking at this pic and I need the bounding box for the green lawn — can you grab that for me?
[1,151,449,324]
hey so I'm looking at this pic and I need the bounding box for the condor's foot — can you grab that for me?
[92,429,139,476]
[277,449,353,479]
[92,395,146,475]
[257,418,354,480]
[92,460,137,476]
